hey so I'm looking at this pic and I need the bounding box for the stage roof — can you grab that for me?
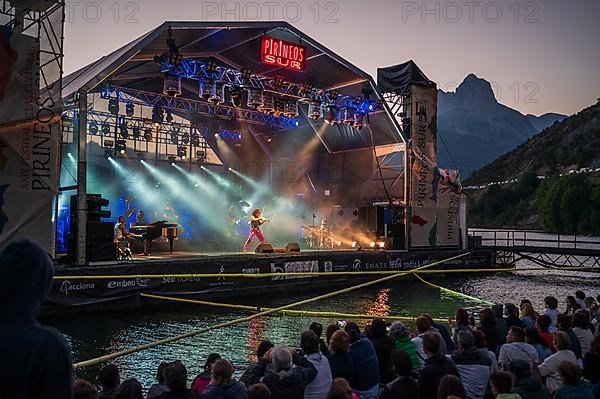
[62,21,405,153]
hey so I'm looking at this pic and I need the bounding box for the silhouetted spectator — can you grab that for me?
[148,362,171,399]
[368,319,395,383]
[583,335,600,395]
[203,359,247,399]
[157,361,201,399]
[240,341,274,386]
[191,353,221,393]
[575,291,588,311]
[572,312,594,355]
[248,383,271,399]
[0,239,73,399]
[509,359,551,399]
[450,308,473,346]
[114,378,143,399]
[556,314,582,360]
[436,374,466,399]
[327,330,355,385]
[423,314,455,353]
[344,322,379,399]
[504,303,524,330]
[479,308,499,353]
[490,371,515,399]
[98,364,120,399]
[74,379,99,399]
[492,304,509,347]
[451,330,491,399]
[379,349,418,399]
[302,330,332,399]
[325,324,340,347]
[310,322,330,357]
[554,361,594,399]
[417,332,459,399]
[473,329,499,373]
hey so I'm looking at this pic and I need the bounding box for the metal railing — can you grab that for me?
[468,229,600,250]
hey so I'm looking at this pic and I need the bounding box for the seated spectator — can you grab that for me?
[493,304,509,347]
[325,324,340,347]
[423,314,455,353]
[253,344,317,399]
[504,303,524,330]
[148,363,171,399]
[450,308,473,345]
[327,330,355,385]
[74,379,99,399]
[479,309,499,353]
[543,296,560,332]
[473,330,498,373]
[379,349,418,399]
[413,316,447,368]
[157,360,201,399]
[114,378,143,399]
[498,327,538,371]
[327,378,359,399]
[191,353,221,393]
[240,341,274,386]
[565,296,580,317]
[572,312,594,355]
[417,332,460,399]
[344,322,379,399]
[509,359,551,399]
[301,330,332,399]
[583,335,600,396]
[203,359,247,399]
[97,364,120,399]
[451,330,492,399]
[575,291,588,311]
[0,240,73,399]
[310,322,330,357]
[490,371,519,399]
[520,303,537,329]
[389,321,420,371]
[553,361,594,399]
[556,314,582,360]
[536,315,555,352]
[368,319,395,383]
[524,327,552,363]
[436,375,466,399]
[248,383,271,399]
[535,331,577,393]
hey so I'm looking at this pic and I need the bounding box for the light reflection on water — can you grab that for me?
[47,260,600,388]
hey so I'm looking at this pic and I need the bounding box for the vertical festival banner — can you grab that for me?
[409,85,438,247]
[436,188,460,246]
[0,31,60,254]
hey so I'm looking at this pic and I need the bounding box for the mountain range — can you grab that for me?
[436,74,566,177]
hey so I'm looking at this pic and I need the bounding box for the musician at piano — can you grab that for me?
[114,215,136,244]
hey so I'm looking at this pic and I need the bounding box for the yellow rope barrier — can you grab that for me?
[413,273,495,306]
[140,293,448,323]
[54,267,516,281]
[72,251,469,369]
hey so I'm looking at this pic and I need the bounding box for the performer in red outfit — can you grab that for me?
[243,208,270,251]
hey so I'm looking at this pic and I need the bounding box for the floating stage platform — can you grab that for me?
[47,248,500,314]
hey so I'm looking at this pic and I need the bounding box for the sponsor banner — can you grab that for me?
[45,251,494,310]
[410,85,438,247]
[436,189,461,246]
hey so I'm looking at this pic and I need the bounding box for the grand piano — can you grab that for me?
[130,220,178,254]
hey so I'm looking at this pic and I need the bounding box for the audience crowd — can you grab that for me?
[2,240,600,399]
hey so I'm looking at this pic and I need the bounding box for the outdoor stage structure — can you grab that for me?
[0,17,487,311]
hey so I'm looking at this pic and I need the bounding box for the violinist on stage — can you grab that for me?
[243,208,270,252]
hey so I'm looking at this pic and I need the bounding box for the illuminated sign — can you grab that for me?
[260,36,307,72]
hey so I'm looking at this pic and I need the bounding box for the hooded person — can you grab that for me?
[0,239,73,399]
[202,359,248,399]
[252,344,317,399]
[367,319,395,384]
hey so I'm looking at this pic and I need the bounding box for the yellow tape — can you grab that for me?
[414,273,495,306]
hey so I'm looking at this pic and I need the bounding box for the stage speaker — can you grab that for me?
[87,242,116,262]
[87,222,114,242]
[255,243,274,253]
[285,242,300,252]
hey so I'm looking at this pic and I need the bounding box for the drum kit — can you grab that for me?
[301,224,336,249]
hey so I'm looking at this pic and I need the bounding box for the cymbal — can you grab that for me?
[238,200,251,207]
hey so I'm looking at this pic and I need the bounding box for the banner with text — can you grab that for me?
[410,85,438,247]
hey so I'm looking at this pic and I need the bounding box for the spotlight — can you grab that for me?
[342,108,354,126]
[228,86,243,108]
[119,122,128,139]
[181,132,190,145]
[191,133,200,147]
[170,131,178,145]
[354,112,365,129]
[378,241,385,249]
[163,74,182,97]
[308,100,321,120]
[273,98,285,116]
[195,150,205,160]
[283,100,299,118]
[258,94,275,114]
[101,122,111,135]
[351,241,357,248]
[125,102,134,117]
[177,147,186,159]
[166,110,174,123]
[152,105,164,126]
[266,137,272,143]
[104,149,112,158]
[89,121,98,134]
[324,105,340,125]
[214,133,219,138]
[299,83,313,98]
[369,241,376,248]
[115,140,126,155]
[167,155,176,163]
[132,127,140,139]
[144,128,153,142]
[108,97,119,115]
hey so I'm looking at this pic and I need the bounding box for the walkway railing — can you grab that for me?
[469,229,600,251]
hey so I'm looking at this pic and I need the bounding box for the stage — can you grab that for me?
[47,248,499,314]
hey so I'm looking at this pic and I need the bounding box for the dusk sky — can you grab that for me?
[63,0,600,116]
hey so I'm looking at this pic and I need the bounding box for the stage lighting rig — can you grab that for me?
[308,100,322,120]
[144,128,153,142]
[101,122,111,135]
[324,105,340,125]
[89,121,98,134]
[132,127,140,139]
[247,88,264,109]
[181,132,190,145]
[163,74,182,97]
[108,97,119,115]
[177,147,187,159]
[169,131,178,145]
[353,112,365,129]
[152,105,164,126]
[191,133,201,147]
[165,110,174,123]
[342,108,354,126]
[116,140,126,155]
[125,102,134,117]
[119,121,128,139]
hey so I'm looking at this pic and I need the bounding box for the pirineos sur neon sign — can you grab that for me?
[260,36,307,72]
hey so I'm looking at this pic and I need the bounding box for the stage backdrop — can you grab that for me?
[409,85,438,247]
[0,31,60,254]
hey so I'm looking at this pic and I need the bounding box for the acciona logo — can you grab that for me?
[60,280,95,295]
[107,278,150,289]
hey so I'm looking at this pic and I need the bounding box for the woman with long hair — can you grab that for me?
[520,302,537,328]
[243,208,270,252]
[525,326,552,362]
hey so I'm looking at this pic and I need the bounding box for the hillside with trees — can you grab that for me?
[465,101,600,234]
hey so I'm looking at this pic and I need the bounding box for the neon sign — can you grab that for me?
[260,36,306,72]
